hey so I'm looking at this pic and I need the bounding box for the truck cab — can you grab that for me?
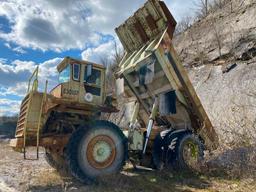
[10,57,115,156]
[51,57,106,106]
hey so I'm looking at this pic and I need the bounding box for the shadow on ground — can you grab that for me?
[27,147,256,192]
[28,168,212,192]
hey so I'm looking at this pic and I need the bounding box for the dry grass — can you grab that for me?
[0,140,255,192]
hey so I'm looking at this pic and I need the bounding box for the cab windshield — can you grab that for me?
[59,64,70,83]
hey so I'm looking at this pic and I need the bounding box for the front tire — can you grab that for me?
[44,150,70,176]
[66,120,127,184]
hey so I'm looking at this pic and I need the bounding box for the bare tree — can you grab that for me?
[230,0,233,12]
[99,56,110,68]
[205,0,209,15]
[212,22,223,58]
[212,0,226,9]
[175,16,193,35]
[194,0,209,18]
[102,40,124,93]
[113,40,124,66]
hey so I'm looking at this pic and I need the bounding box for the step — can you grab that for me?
[20,98,29,109]
[18,115,26,123]
[16,126,25,133]
[19,107,28,117]
[17,121,25,129]
[15,129,39,137]
[22,94,30,103]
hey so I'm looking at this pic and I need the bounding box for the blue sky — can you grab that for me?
[0,0,195,116]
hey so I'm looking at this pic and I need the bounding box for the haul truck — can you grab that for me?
[10,0,218,184]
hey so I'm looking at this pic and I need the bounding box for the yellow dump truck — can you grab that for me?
[10,0,218,184]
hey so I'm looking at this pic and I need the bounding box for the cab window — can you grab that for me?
[73,64,80,81]
[59,64,70,83]
[84,66,101,86]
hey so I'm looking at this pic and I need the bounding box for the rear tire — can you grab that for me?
[66,120,127,184]
[174,134,204,171]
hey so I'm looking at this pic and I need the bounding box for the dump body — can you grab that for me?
[115,0,218,150]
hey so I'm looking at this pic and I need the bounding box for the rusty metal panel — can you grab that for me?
[115,0,176,54]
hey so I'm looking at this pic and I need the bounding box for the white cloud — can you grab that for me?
[0,57,62,97]
[0,0,92,51]
[4,42,11,49]
[0,98,20,116]
[0,58,8,64]
[0,98,19,106]
[0,0,134,51]
[81,40,116,64]
[0,82,27,97]
[38,57,62,90]
[0,0,197,52]
[13,46,26,54]
[3,43,26,54]
[0,0,193,51]
[0,57,63,116]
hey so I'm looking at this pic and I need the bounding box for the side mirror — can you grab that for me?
[87,64,92,78]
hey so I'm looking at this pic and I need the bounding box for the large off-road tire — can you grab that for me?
[153,131,204,171]
[44,150,70,176]
[66,120,127,184]
[174,134,204,171]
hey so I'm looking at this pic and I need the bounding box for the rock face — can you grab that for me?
[173,0,256,66]
[173,0,256,146]
[189,62,256,145]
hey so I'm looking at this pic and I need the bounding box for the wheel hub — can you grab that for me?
[93,141,112,163]
[87,135,116,169]
[182,141,199,168]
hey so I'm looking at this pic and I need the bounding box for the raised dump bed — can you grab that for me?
[115,0,219,150]
[115,0,176,53]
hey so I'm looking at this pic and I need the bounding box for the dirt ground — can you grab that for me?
[0,140,255,192]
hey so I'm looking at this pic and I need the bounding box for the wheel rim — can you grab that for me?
[182,141,200,169]
[86,135,116,169]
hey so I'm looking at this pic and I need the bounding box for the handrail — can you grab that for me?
[27,66,39,93]
[23,91,33,159]
[36,80,48,159]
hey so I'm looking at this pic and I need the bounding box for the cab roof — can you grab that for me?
[57,57,105,72]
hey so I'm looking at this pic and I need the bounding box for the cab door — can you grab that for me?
[80,64,104,105]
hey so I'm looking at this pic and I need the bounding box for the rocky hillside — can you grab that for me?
[173,0,256,146]
[174,0,256,66]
